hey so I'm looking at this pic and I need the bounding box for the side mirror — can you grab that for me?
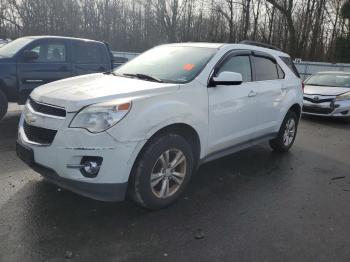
[23,50,39,61]
[211,71,243,86]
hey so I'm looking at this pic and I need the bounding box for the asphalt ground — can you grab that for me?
[1,104,350,262]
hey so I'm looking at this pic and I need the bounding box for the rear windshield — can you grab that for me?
[305,74,350,88]
[0,38,33,58]
[280,56,300,78]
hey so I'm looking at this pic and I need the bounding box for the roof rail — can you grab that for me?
[239,40,282,51]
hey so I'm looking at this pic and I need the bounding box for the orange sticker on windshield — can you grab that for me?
[183,64,195,71]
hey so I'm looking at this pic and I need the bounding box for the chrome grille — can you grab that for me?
[303,96,334,104]
[29,98,66,118]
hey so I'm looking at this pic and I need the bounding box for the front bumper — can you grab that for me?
[302,96,350,118]
[17,112,144,202]
[17,140,128,201]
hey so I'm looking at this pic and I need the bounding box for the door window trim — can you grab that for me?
[19,39,69,64]
[208,49,253,87]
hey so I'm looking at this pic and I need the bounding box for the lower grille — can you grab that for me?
[303,106,334,115]
[23,121,57,145]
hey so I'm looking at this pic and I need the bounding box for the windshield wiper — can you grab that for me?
[123,73,163,83]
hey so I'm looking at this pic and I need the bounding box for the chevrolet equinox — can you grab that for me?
[17,42,303,209]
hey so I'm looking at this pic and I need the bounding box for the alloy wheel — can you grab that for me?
[283,118,296,146]
[150,148,187,198]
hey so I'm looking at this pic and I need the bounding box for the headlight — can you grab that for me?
[336,92,350,101]
[70,100,131,133]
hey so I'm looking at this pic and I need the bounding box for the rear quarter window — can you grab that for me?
[280,56,300,78]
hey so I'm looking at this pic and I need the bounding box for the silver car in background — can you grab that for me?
[303,71,350,119]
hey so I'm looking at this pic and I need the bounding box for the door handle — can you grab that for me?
[281,86,288,95]
[248,90,257,97]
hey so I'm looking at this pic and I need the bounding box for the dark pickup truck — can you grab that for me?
[0,36,114,120]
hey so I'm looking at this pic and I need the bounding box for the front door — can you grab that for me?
[207,53,259,154]
[17,40,72,102]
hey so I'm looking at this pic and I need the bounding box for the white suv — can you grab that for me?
[16,42,303,209]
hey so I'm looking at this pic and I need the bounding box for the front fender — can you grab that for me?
[107,90,208,156]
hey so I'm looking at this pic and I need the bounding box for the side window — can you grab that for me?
[280,56,300,78]
[253,56,279,81]
[217,55,252,82]
[47,44,66,62]
[72,42,103,64]
[30,43,66,62]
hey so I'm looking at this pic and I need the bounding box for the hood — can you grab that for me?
[304,84,350,96]
[31,73,180,112]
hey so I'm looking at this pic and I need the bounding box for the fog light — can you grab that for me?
[80,156,103,178]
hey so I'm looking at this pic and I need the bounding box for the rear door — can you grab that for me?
[71,41,110,75]
[251,52,285,136]
[17,39,72,101]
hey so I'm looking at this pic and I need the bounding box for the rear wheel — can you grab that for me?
[0,89,8,121]
[269,111,298,152]
[129,133,194,210]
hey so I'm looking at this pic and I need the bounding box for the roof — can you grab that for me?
[163,42,225,49]
[23,35,102,43]
[160,42,289,56]
[223,44,289,57]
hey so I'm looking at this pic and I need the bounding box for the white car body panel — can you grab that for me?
[207,81,259,154]
[17,42,303,201]
[31,73,180,112]
[304,85,349,96]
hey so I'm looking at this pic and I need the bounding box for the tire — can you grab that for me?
[0,89,8,121]
[269,111,298,153]
[129,133,194,210]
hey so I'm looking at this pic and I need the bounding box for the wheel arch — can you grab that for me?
[131,123,202,179]
[289,103,302,119]
[0,79,8,97]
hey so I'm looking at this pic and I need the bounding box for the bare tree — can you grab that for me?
[0,0,348,61]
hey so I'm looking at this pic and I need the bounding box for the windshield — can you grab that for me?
[0,38,33,58]
[305,73,350,88]
[114,46,217,83]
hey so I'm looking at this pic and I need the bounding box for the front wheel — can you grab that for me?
[269,111,298,153]
[129,133,194,210]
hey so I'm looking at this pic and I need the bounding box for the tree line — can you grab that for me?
[0,0,349,62]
